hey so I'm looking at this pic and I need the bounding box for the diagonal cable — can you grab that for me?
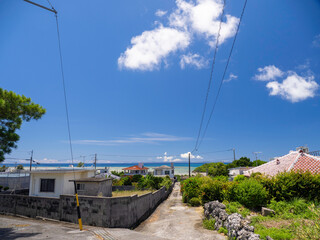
[193,0,226,153]
[196,0,248,151]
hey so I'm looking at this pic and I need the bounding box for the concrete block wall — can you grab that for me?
[0,183,174,228]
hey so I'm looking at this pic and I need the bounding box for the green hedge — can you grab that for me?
[181,171,320,208]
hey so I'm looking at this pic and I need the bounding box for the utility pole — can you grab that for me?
[233,148,236,161]
[188,152,191,178]
[94,154,97,169]
[29,150,33,171]
[253,152,262,166]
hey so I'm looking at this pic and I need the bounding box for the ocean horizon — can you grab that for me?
[0,162,231,175]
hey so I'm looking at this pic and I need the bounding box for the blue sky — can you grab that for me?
[1,0,320,164]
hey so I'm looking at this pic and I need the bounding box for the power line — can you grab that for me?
[196,0,248,151]
[198,148,233,155]
[193,0,226,153]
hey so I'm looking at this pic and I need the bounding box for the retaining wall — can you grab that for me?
[0,183,174,228]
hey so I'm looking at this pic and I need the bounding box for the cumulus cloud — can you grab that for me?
[224,73,237,83]
[180,152,203,159]
[266,73,319,103]
[180,53,208,69]
[254,65,284,81]
[254,65,319,103]
[118,27,190,71]
[155,9,167,17]
[118,0,239,70]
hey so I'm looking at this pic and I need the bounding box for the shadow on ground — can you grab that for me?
[0,228,40,240]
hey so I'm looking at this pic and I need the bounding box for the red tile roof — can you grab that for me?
[122,165,149,170]
[244,151,320,176]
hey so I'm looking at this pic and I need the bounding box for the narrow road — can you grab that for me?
[134,182,226,240]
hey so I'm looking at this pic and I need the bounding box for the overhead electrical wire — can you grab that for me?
[195,0,248,152]
[193,0,226,153]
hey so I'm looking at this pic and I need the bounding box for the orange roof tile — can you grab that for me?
[122,165,149,170]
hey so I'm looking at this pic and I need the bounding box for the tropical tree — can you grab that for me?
[0,88,46,162]
[77,162,84,167]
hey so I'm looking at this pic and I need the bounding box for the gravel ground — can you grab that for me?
[134,182,227,240]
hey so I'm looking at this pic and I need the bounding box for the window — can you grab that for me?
[172,170,174,174]
[40,179,55,192]
[165,170,170,175]
[77,183,85,190]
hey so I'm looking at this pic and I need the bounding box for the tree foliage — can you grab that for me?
[0,88,46,162]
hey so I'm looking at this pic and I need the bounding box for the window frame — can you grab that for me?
[40,178,55,193]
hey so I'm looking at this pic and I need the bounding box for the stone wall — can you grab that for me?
[204,201,261,240]
[0,184,174,228]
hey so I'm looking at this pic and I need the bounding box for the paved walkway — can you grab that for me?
[133,182,226,240]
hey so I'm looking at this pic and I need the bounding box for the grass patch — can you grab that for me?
[112,190,152,197]
[224,201,251,218]
[203,218,216,230]
[218,226,228,235]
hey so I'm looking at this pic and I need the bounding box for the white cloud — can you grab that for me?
[180,152,203,159]
[155,9,167,17]
[254,65,284,81]
[118,26,190,71]
[72,132,192,146]
[224,73,237,83]
[312,34,320,48]
[266,73,319,103]
[169,0,239,46]
[180,53,208,69]
[254,65,319,103]
[118,0,239,70]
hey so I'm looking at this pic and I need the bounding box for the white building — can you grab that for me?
[229,167,253,180]
[29,169,95,198]
[153,163,175,178]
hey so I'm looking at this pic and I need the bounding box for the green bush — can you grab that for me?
[138,175,164,190]
[181,177,202,203]
[132,174,143,183]
[4,186,9,191]
[189,197,201,207]
[234,175,246,182]
[234,179,268,209]
[218,227,228,235]
[203,218,216,230]
[201,179,224,204]
[160,176,172,190]
[254,226,293,240]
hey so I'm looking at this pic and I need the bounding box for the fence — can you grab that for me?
[0,183,174,228]
[0,172,30,190]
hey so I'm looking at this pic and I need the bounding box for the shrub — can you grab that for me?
[4,186,9,191]
[218,227,228,235]
[138,175,163,190]
[189,197,201,207]
[16,164,24,170]
[234,179,268,209]
[122,176,132,186]
[174,175,181,182]
[160,176,172,190]
[0,185,2,191]
[181,177,202,203]
[203,218,216,230]
[132,174,143,183]
[234,175,246,182]
[212,175,229,182]
[254,226,293,240]
[201,179,224,204]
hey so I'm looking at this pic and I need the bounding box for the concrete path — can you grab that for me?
[0,215,115,240]
[133,182,226,240]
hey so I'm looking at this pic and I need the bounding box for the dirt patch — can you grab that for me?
[260,220,292,228]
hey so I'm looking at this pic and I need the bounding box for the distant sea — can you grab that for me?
[1,162,210,175]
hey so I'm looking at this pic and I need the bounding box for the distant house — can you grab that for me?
[244,149,320,177]
[123,163,149,175]
[229,167,253,180]
[153,163,175,178]
[29,169,101,198]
